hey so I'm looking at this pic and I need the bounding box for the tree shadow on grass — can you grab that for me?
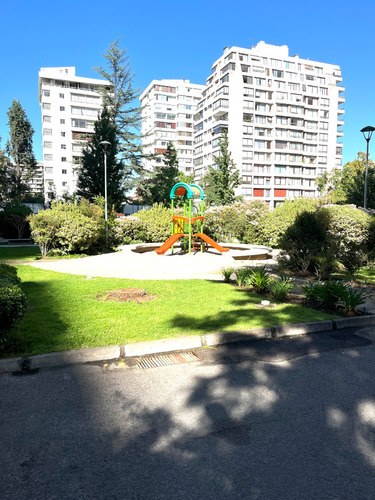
[5,279,68,357]
[168,282,331,334]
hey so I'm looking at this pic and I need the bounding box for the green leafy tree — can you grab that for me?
[316,152,375,207]
[202,129,241,206]
[136,142,179,206]
[76,107,125,210]
[94,38,146,195]
[6,100,37,202]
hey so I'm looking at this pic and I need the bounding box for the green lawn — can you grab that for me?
[2,264,335,358]
[332,267,375,285]
[0,246,41,262]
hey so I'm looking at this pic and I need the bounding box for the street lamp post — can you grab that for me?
[99,140,111,244]
[360,126,375,209]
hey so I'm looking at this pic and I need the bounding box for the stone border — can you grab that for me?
[2,315,375,374]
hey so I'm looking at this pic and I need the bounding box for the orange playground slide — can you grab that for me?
[155,233,187,255]
[194,233,229,253]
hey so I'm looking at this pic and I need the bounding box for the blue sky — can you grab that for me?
[1,0,374,164]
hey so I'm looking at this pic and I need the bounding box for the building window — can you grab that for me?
[60,119,65,124]
[62,182,67,187]
[43,90,50,97]
[43,128,52,135]
[61,158,67,163]
[43,141,52,148]
[43,115,51,122]
[44,154,53,161]
[59,93,64,98]
[253,188,264,197]
[60,106,65,111]
[61,144,66,149]
[62,169,67,173]
[61,132,65,137]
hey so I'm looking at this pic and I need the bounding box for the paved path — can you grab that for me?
[1,329,375,499]
[25,244,276,281]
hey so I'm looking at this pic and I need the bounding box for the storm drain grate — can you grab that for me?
[137,351,201,369]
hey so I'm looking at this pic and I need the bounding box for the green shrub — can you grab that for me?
[221,266,235,282]
[205,200,268,243]
[302,278,369,313]
[112,215,147,244]
[29,201,103,256]
[135,204,172,243]
[317,204,373,281]
[337,286,370,313]
[278,211,328,272]
[270,276,295,301]
[311,250,338,280]
[234,267,254,287]
[253,198,321,247]
[249,266,272,294]
[0,263,21,286]
[0,280,27,332]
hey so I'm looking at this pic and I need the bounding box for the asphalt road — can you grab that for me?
[2,328,375,499]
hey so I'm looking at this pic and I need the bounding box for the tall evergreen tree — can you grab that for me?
[6,100,37,202]
[94,38,146,196]
[202,129,241,205]
[76,107,125,210]
[136,142,180,206]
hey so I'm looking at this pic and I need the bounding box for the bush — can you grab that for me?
[0,263,21,286]
[112,215,147,244]
[317,204,373,281]
[249,266,272,293]
[311,250,338,280]
[135,204,172,243]
[204,201,268,243]
[29,201,103,256]
[221,266,235,282]
[302,279,370,313]
[270,276,295,301]
[252,198,321,247]
[234,267,254,287]
[0,279,27,332]
[278,211,328,272]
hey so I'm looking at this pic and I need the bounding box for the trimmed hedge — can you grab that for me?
[0,265,27,333]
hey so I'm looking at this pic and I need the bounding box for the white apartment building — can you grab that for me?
[38,67,109,201]
[140,79,205,176]
[194,41,345,207]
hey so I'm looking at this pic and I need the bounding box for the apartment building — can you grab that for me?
[140,79,205,176]
[38,67,109,201]
[193,41,344,207]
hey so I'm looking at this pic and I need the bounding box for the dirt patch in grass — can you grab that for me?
[98,288,157,303]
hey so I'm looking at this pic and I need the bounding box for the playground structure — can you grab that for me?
[155,183,229,256]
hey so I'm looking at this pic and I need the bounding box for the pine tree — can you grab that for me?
[136,142,180,206]
[94,38,146,196]
[6,100,37,202]
[76,107,125,210]
[203,129,241,205]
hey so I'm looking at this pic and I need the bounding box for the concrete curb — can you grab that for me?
[1,316,374,374]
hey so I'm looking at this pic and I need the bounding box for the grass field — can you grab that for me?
[0,246,41,262]
[3,264,335,358]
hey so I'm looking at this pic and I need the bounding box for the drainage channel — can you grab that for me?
[137,351,201,369]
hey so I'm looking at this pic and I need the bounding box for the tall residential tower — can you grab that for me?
[38,67,109,201]
[193,41,344,207]
[140,79,205,176]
